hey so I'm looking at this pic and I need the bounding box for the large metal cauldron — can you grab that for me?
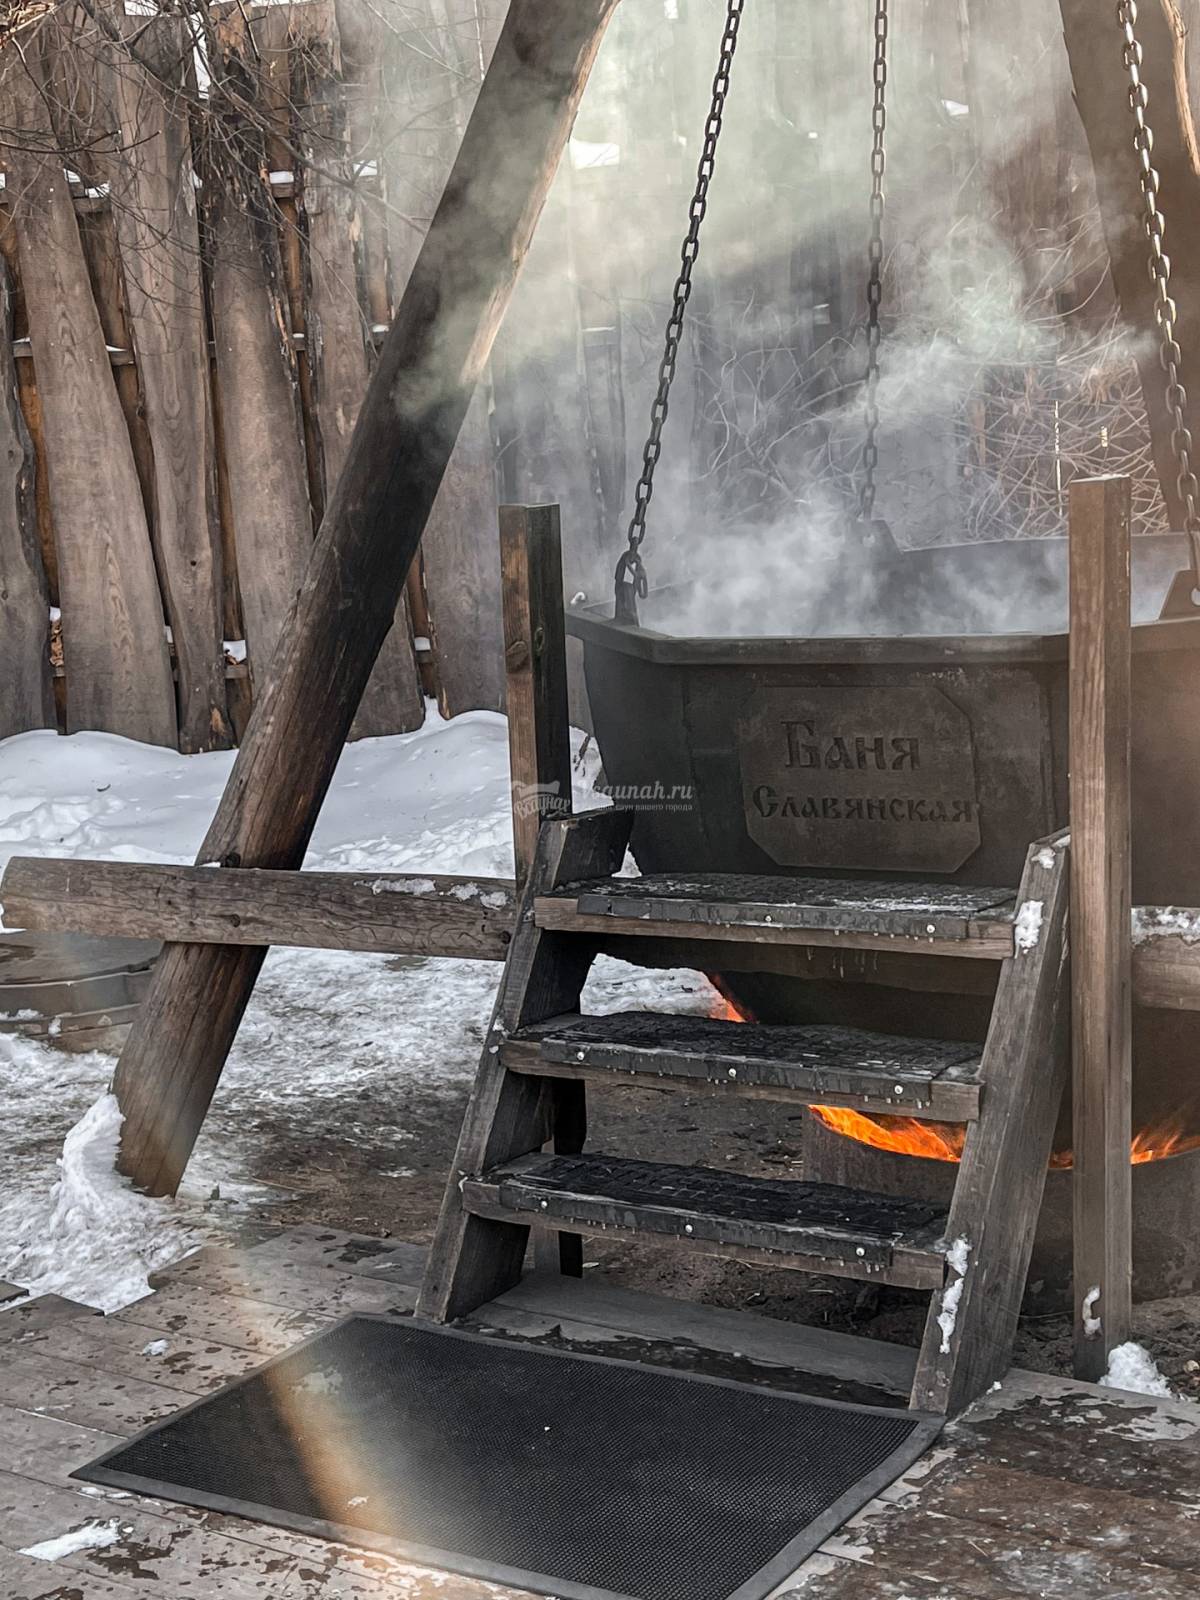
[569,533,1200,1145]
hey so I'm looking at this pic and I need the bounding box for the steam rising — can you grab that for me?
[490,0,1171,639]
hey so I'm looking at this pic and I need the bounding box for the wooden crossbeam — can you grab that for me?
[0,859,515,961]
[5,853,1200,1010]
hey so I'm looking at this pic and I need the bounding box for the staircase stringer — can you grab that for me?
[910,835,1071,1414]
[417,807,632,1323]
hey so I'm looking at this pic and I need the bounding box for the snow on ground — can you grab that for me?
[20,1519,123,1561]
[0,709,715,1309]
[1101,1341,1175,1399]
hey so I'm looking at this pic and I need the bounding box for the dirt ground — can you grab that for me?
[243,1063,1200,1400]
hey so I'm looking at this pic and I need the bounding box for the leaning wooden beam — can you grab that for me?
[109,0,622,1198]
[1069,474,1133,1382]
[0,859,514,961]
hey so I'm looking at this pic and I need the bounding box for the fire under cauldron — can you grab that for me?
[571,532,1200,1304]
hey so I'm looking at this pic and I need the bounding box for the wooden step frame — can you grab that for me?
[421,807,1070,1415]
[910,834,1070,1412]
[501,1014,985,1121]
[418,808,633,1322]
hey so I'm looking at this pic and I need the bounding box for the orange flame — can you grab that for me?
[809,1105,968,1162]
[709,987,1200,1168]
[810,1104,1200,1168]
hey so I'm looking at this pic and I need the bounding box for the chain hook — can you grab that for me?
[614,549,649,625]
[612,0,746,620]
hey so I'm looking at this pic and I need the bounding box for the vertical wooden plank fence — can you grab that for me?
[0,254,53,743]
[108,16,231,752]
[5,36,178,749]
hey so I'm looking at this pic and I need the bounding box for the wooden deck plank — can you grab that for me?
[0,1293,99,1347]
[933,1460,1200,1573]
[149,1247,419,1316]
[6,1227,1200,1600]
[0,1402,125,1487]
[10,1313,266,1395]
[109,1283,337,1354]
[0,1400,497,1595]
[0,1469,310,1598]
[0,1351,187,1434]
[0,1546,139,1598]
[489,1273,917,1400]
[826,1497,1199,1598]
[238,1225,426,1287]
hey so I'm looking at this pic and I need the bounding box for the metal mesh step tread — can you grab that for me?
[505,1011,983,1120]
[463,1153,949,1288]
[535,872,1017,947]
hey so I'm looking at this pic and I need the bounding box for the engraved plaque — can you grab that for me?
[738,686,982,872]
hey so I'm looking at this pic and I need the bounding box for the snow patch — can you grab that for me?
[1082,1285,1102,1339]
[0,715,704,1309]
[1101,1341,1174,1398]
[21,1519,122,1560]
[141,1338,170,1357]
[1132,906,1200,945]
[1034,847,1056,869]
[938,1236,971,1354]
[0,1094,196,1311]
[369,877,435,896]
[1014,899,1044,953]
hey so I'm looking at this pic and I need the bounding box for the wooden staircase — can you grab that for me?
[418,809,1070,1415]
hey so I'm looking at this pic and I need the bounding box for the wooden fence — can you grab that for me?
[0,0,1171,754]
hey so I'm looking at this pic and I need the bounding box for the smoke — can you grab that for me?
[368,0,1171,639]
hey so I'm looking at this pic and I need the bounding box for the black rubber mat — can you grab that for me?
[74,1317,940,1600]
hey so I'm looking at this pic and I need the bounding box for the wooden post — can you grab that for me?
[500,505,572,892]
[110,0,621,1197]
[499,503,582,1275]
[1069,473,1133,1382]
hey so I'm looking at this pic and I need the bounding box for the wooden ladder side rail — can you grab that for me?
[911,834,1070,1415]
[418,808,634,1324]
[104,1,621,1198]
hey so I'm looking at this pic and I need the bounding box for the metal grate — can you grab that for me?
[533,1011,982,1079]
[76,1318,940,1600]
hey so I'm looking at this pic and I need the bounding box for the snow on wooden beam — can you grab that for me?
[0,858,515,962]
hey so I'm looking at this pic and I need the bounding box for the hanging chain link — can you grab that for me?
[1118,0,1200,581]
[614,0,745,622]
[858,0,889,524]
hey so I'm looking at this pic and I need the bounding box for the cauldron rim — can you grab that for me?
[568,595,1200,668]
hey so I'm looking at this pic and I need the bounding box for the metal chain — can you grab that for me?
[859,0,889,524]
[1118,0,1200,582]
[614,0,745,622]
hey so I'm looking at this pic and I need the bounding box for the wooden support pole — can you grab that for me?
[1069,474,1133,1382]
[499,502,581,1275]
[109,0,621,1197]
[500,505,572,893]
